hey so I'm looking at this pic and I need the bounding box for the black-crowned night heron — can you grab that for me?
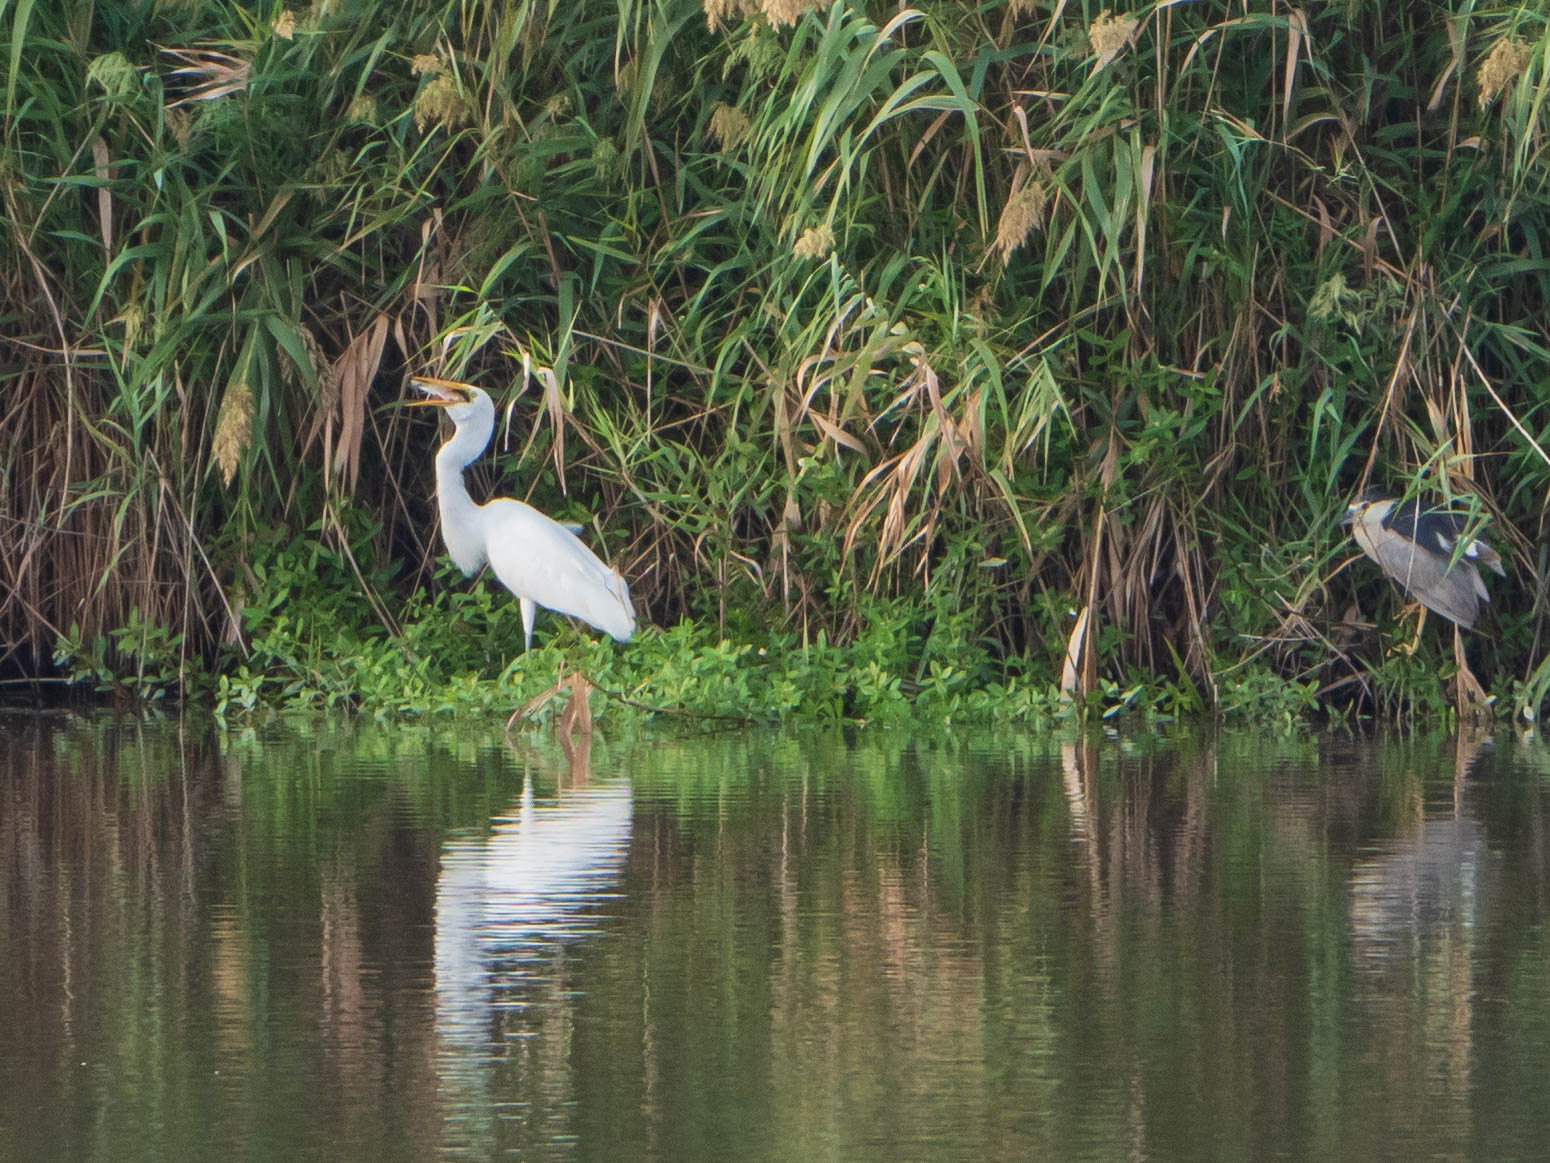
[1343,494,1504,631]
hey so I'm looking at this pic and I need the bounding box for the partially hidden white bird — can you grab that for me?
[409,376,636,651]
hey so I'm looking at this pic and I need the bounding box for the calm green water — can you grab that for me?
[3,715,1550,1160]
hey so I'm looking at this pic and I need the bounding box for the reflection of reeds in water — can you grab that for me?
[320,848,381,1128]
[0,719,447,1159]
[0,721,228,1148]
[210,905,253,1065]
[1057,735,1338,1151]
[624,770,996,1155]
[1061,737,1216,960]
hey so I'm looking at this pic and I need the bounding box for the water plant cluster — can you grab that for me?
[4,1,1550,723]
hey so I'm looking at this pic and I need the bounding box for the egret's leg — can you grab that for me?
[520,597,536,651]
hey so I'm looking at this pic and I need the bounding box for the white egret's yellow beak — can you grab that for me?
[407,376,477,406]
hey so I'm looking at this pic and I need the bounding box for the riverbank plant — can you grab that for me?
[6,0,1550,724]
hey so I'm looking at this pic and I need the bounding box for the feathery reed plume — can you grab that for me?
[1478,36,1532,107]
[86,52,138,99]
[994,181,1046,264]
[213,382,254,488]
[615,57,638,96]
[414,75,468,131]
[164,105,192,147]
[345,95,377,123]
[280,325,338,411]
[793,223,835,259]
[703,0,756,33]
[592,139,621,181]
[762,0,821,28]
[411,53,444,76]
[274,10,296,39]
[1087,10,1139,73]
[708,102,751,149]
[704,0,816,31]
[1308,273,1361,326]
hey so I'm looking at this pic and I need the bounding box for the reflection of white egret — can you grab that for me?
[435,780,633,1047]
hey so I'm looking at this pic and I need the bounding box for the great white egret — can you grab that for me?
[1343,494,1503,630]
[409,376,636,651]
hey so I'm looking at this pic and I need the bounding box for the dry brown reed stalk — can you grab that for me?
[328,314,388,494]
[160,46,252,107]
[534,366,571,492]
[0,360,201,683]
[1102,494,1173,675]
[839,356,988,584]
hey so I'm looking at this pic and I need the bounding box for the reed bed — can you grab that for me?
[2,1,1547,718]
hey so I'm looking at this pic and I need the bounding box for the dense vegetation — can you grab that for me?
[2,0,1548,723]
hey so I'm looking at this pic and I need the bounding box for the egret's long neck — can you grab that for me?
[434,410,495,576]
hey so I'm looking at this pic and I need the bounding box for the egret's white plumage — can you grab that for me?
[411,377,636,649]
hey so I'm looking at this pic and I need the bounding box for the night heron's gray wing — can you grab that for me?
[1368,536,1486,628]
[1384,500,1505,576]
